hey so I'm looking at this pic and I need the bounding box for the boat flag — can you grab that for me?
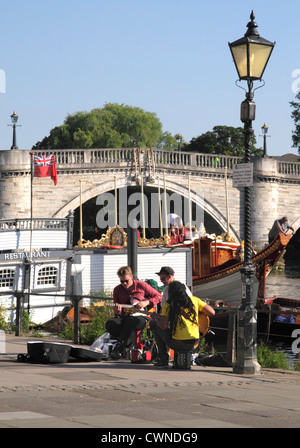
[32,153,57,185]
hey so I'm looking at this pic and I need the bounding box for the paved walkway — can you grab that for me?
[0,333,300,429]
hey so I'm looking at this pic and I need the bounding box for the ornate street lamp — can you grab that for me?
[8,111,21,150]
[260,123,269,157]
[229,12,275,374]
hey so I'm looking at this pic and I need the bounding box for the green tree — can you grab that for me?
[182,125,262,156]
[33,103,178,150]
[290,91,300,154]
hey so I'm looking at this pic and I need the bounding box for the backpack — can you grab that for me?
[130,339,157,364]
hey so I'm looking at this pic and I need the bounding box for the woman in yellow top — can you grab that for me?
[150,281,215,368]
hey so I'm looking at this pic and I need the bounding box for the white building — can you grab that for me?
[0,213,192,325]
[0,214,74,325]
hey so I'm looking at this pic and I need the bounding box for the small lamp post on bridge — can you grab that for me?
[8,111,21,150]
[260,123,270,157]
[228,11,275,374]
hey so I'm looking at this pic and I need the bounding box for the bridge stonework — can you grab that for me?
[0,148,299,249]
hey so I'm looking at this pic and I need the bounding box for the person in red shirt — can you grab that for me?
[106,266,162,359]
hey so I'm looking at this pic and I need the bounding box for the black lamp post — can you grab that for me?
[261,123,269,157]
[8,111,21,150]
[229,12,275,374]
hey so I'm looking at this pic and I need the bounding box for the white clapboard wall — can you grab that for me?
[74,248,191,297]
[0,229,68,251]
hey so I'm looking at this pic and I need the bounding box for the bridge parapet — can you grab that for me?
[278,161,300,176]
[31,148,300,178]
[1,148,299,180]
[33,148,244,172]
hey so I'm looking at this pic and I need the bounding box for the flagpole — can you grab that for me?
[28,152,34,314]
[30,154,33,255]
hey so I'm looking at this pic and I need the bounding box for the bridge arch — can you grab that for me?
[53,176,240,241]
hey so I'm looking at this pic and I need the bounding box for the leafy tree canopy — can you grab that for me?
[33,103,179,150]
[290,91,300,154]
[183,125,262,157]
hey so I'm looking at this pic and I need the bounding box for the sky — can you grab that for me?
[0,0,299,157]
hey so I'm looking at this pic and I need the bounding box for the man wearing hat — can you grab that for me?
[156,266,192,308]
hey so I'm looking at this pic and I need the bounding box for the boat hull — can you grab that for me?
[192,234,291,306]
[193,270,259,306]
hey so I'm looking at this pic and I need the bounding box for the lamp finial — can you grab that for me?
[245,10,259,37]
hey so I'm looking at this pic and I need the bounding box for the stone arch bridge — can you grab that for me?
[0,148,299,248]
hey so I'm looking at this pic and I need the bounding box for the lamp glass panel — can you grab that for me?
[231,45,247,79]
[248,43,273,79]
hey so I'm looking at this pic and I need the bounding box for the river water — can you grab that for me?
[265,267,300,301]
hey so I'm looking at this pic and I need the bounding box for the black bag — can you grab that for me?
[131,339,157,364]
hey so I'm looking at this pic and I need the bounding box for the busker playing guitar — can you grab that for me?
[106,266,162,360]
[149,281,215,368]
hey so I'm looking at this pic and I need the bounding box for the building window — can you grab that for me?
[37,266,58,286]
[0,269,15,288]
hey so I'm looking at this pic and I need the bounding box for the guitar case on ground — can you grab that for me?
[26,341,72,364]
[17,341,104,364]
